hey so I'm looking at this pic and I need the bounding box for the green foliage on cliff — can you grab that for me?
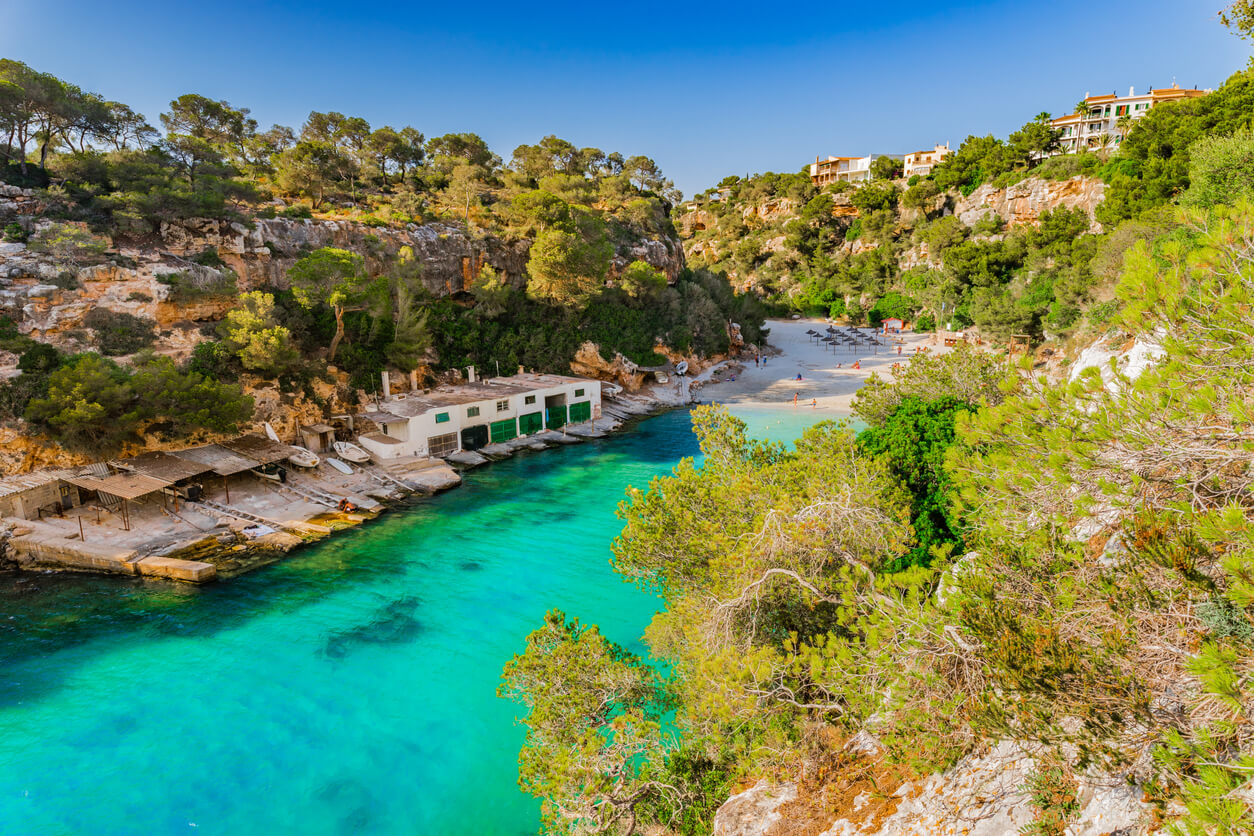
[505,201,1254,834]
[23,352,253,450]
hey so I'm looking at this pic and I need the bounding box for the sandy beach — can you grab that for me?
[696,318,942,414]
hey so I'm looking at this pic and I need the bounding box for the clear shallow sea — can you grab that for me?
[0,406,830,836]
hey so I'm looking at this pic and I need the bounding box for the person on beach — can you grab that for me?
[793,392,799,406]
[755,356,760,368]
[852,360,861,370]
[811,398,817,408]
[795,373,803,381]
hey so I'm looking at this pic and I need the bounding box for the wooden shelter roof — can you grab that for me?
[63,472,168,500]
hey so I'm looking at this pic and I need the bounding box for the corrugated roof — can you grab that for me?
[114,451,214,483]
[171,444,260,476]
[0,471,62,499]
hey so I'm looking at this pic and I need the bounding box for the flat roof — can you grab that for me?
[380,374,596,419]
[171,444,260,477]
[359,431,402,446]
[301,423,335,434]
[113,451,214,484]
[221,434,301,465]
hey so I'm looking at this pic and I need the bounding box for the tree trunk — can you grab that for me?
[329,306,345,360]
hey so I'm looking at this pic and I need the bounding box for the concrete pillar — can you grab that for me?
[381,370,391,400]
[467,366,477,384]
[410,370,419,391]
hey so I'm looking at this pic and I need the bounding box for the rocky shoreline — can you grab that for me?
[0,381,695,585]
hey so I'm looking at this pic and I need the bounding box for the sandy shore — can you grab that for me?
[696,318,943,414]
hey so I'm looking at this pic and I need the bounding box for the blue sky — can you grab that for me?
[1,0,1247,196]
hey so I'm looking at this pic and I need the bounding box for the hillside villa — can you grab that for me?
[1050,83,1209,154]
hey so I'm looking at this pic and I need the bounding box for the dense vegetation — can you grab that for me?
[501,13,1254,835]
[0,60,765,451]
[680,46,1254,348]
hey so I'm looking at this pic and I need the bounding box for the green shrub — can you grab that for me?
[190,248,226,269]
[156,268,238,302]
[1021,756,1079,836]
[82,308,157,355]
[3,223,26,243]
[277,204,313,219]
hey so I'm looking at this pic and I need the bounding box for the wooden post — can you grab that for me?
[224,475,230,504]
[78,516,84,542]
[122,499,130,532]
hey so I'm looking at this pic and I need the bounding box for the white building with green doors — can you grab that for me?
[357,372,601,461]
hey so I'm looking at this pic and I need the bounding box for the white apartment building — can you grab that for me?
[903,144,953,178]
[1051,83,1209,154]
[809,153,905,187]
[356,372,601,461]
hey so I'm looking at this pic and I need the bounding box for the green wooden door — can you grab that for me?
[490,418,518,443]
[546,404,567,429]
[519,411,543,435]
[569,401,591,423]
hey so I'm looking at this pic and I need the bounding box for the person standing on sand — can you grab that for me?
[793,392,799,406]
[811,398,817,408]
[755,355,760,368]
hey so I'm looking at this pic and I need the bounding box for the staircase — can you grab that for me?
[276,480,344,509]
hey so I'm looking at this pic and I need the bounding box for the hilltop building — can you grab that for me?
[903,144,953,178]
[809,153,905,187]
[1050,83,1209,154]
[357,371,601,461]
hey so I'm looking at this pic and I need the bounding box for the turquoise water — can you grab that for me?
[0,407,824,836]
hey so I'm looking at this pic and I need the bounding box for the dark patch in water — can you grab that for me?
[458,560,482,572]
[323,596,422,659]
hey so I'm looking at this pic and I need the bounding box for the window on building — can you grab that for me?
[496,399,509,412]
[467,406,480,418]
[1116,105,1129,116]
[575,388,585,397]
[525,395,536,405]
[435,412,450,424]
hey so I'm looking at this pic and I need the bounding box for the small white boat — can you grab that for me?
[264,422,281,442]
[288,447,320,468]
[333,441,371,464]
[326,457,353,475]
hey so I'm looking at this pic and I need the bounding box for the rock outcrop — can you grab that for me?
[713,740,1158,836]
[954,175,1106,232]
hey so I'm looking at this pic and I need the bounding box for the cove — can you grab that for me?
[0,406,828,836]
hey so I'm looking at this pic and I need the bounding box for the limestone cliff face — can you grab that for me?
[159,217,534,296]
[158,216,686,295]
[953,175,1106,231]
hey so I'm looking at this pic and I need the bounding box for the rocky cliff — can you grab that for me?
[953,175,1106,232]
[712,738,1159,836]
[0,187,686,360]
